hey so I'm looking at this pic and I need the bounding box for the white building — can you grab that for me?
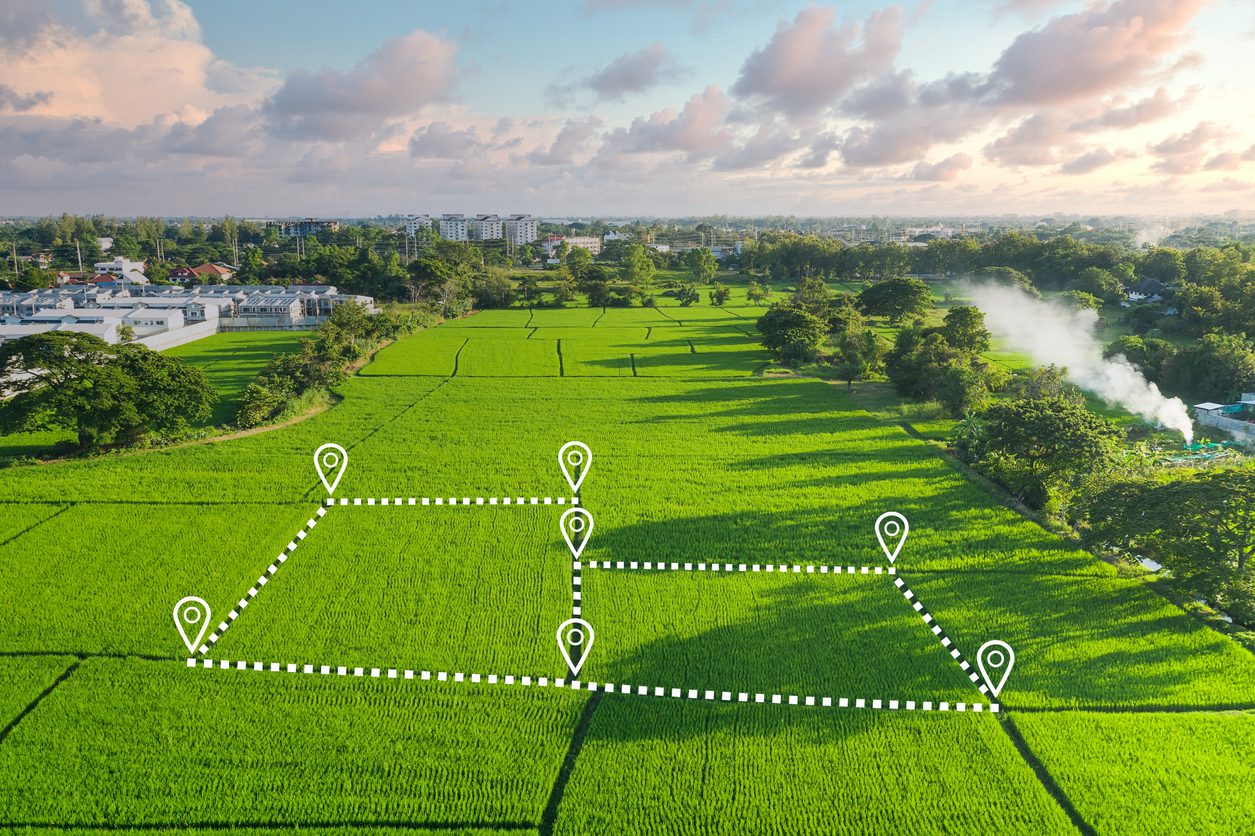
[470,214,503,241]
[94,257,145,276]
[504,214,538,245]
[439,214,469,241]
[403,215,433,237]
[566,236,602,255]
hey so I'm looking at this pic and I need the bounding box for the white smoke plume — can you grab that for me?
[961,282,1194,443]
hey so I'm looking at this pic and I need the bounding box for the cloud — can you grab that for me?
[990,0,1206,105]
[263,29,457,140]
[1070,87,1185,131]
[600,86,732,160]
[409,121,481,159]
[713,125,803,171]
[161,105,259,156]
[0,84,50,112]
[1150,121,1226,174]
[985,113,1075,166]
[731,6,901,117]
[528,117,602,165]
[1060,147,1130,174]
[587,43,685,102]
[906,153,973,181]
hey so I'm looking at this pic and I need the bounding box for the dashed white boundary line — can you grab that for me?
[586,560,895,575]
[188,657,998,714]
[572,559,583,617]
[198,506,329,654]
[328,496,580,507]
[892,575,990,696]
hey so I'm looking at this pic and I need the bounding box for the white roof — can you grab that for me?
[1193,402,1226,411]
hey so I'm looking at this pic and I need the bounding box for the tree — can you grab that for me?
[972,266,1039,297]
[519,275,544,307]
[0,333,215,451]
[117,325,135,343]
[471,272,514,309]
[1072,267,1124,302]
[565,246,593,282]
[745,280,772,305]
[756,305,827,365]
[858,276,932,323]
[790,276,833,319]
[831,331,884,389]
[940,306,991,355]
[14,266,57,291]
[622,243,655,287]
[959,397,1122,511]
[1008,364,1083,403]
[1057,290,1102,311]
[937,365,994,418]
[1084,469,1255,621]
[685,247,718,283]
[676,282,701,306]
[709,283,731,306]
[553,271,578,306]
[1138,248,1186,285]
[1103,336,1177,383]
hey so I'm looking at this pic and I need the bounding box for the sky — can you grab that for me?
[1,0,1254,217]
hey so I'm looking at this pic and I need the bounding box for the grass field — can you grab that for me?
[0,294,1250,832]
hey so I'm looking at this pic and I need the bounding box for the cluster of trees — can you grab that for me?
[886,306,1008,418]
[1106,332,1255,403]
[755,277,892,377]
[236,304,420,428]
[0,333,216,452]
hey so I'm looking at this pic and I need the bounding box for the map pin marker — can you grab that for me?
[875,511,909,563]
[976,640,1015,698]
[173,596,212,654]
[557,617,594,678]
[314,443,348,495]
[558,441,592,495]
[560,507,594,560]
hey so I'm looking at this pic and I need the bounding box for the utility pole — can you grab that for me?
[11,240,18,282]
[76,240,83,273]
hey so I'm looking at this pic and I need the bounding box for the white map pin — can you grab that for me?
[173,596,212,654]
[314,443,348,495]
[560,507,594,560]
[976,640,1015,698]
[875,511,909,563]
[558,441,592,494]
[557,617,594,677]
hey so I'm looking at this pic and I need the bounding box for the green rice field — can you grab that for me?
[0,297,1250,833]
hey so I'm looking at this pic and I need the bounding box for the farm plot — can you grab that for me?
[219,507,572,674]
[1012,711,1255,834]
[554,703,1074,835]
[0,656,584,828]
[165,331,312,426]
[457,336,560,377]
[359,332,467,376]
[580,569,976,702]
[906,571,1255,708]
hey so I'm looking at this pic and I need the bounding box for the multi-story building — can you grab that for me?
[439,214,469,241]
[403,215,433,237]
[93,257,145,276]
[565,236,602,255]
[504,214,538,245]
[469,214,503,241]
[270,219,341,238]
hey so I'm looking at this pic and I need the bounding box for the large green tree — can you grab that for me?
[960,396,1123,511]
[684,247,717,283]
[0,333,215,450]
[1084,469,1255,621]
[858,276,932,323]
[757,305,827,365]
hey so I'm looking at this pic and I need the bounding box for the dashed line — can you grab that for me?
[892,574,990,696]
[198,506,328,654]
[189,657,998,713]
[327,497,580,507]
[572,560,582,618]
[585,561,895,575]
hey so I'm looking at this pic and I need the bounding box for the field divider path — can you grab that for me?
[891,571,990,696]
[199,505,329,655]
[0,659,80,749]
[586,560,895,575]
[187,657,1001,714]
[327,496,580,507]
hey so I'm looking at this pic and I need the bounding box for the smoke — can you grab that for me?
[961,282,1194,443]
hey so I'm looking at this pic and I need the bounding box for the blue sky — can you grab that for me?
[1,0,1252,216]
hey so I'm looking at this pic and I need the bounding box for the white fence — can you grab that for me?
[1196,411,1255,443]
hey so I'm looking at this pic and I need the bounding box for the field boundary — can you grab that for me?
[0,659,80,748]
[998,714,1096,836]
[187,657,1001,713]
